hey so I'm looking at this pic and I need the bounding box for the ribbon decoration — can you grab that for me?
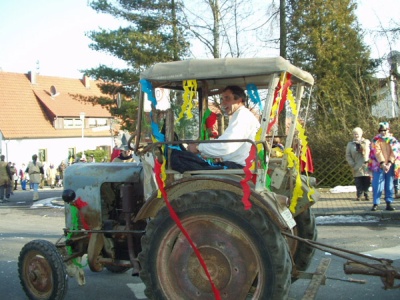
[177,80,197,122]
[267,73,292,134]
[201,108,218,140]
[240,145,257,210]
[150,113,165,143]
[247,84,263,110]
[267,73,285,133]
[140,79,165,142]
[284,148,303,213]
[66,200,88,268]
[140,79,157,107]
[285,86,315,212]
[141,79,167,197]
[154,159,221,300]
[253,127,271,190]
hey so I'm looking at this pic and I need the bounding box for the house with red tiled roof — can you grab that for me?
[0,71,117,168]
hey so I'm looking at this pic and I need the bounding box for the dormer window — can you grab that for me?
[64,118,83,128]
[89,118,108,128]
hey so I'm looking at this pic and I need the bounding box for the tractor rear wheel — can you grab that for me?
[293,208,317,271]
[139,190,292,300]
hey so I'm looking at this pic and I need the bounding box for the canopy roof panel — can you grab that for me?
[140,57,314,91]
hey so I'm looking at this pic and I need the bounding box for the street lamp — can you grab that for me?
[80,112,85,158]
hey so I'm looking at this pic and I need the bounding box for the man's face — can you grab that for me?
[221,89,242,116]
[122,150,132,157]
[380,129,389,137]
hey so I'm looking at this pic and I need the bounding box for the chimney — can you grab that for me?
[83,75,90,89]
[28,71,37,84]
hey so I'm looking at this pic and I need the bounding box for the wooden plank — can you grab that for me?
[302,258,331,300]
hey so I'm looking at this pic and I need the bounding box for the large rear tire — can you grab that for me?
[18,239,68,300]
[138,190,292,300]
[293,208,317,272]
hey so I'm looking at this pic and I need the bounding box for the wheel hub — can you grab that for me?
[164,219,259,298]
[187,247,231,291]
[27,256,52,293]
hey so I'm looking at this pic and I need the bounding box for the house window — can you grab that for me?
[68,148,76,163]
[89,118,108,128]
[38,149,47,163]
[64,118,83,128]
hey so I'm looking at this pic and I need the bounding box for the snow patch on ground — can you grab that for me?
[316,215,380,225]
[329,185,372,193]
[31,197,64,209]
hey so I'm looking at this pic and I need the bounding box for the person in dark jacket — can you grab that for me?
[0,155,12,202]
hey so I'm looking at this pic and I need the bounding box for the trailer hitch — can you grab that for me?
[282,231,400,290]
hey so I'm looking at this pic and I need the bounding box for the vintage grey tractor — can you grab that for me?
[18,57,321,299]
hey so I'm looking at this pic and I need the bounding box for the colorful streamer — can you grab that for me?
[267,73,292,133]
[177,80,197,122]
[246,84,263,110]
[267,73,285,133]
[66,201,88,268]
[240,145,256,210]
[285,86,316,211]
[201,108,218,140]
[284,148,303,213]
[140,79,157,107]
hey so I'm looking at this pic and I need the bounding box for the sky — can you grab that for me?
[0,0,399,79]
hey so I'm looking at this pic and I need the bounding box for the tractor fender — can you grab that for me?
[134,175,293,230]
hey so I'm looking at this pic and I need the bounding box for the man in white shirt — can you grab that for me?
[171,85,260,172]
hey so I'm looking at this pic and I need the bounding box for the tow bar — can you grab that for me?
[282,231,400,299]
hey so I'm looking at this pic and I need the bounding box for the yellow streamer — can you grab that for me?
[284,148,303,213]
[151,133,167,198]
[285,83,315,212]
[177,80,197,122]
[158,156,167,198]
[269,73,286,126]
[253,128,264,170]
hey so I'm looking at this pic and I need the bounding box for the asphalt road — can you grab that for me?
[289,221,400,299]
[0,192,399,299]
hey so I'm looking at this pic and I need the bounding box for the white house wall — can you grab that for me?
[1,136,113,168]
[372,83,399,118]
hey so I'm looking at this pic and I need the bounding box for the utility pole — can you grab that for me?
[279,0,287,134]
[388,51,400,118]
[280,0,286,59]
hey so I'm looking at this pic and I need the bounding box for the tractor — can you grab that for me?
[18,57,320,299]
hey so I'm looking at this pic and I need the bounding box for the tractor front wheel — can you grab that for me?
[18,239,68,300]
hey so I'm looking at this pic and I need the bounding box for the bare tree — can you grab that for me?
[180,0,277,58]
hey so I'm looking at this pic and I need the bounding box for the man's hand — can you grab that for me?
[384,162,391,173]
[187,143,199,154]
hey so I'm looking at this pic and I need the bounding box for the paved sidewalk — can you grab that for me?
[313,189,400,220]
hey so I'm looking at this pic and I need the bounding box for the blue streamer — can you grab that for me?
[246,83,263,110]
[150,112,165,142]
[140,79,157,107]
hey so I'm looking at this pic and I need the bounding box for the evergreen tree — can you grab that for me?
[285,0,380,165]
[286,0,377,132]
[82,0,189,132]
